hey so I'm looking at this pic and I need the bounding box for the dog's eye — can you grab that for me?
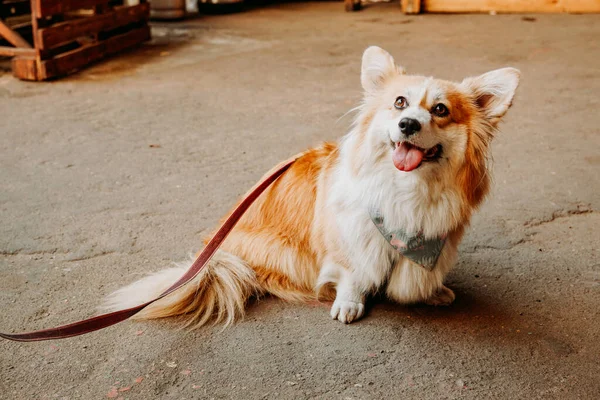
[432,103,449,117]
[394,96,408,110]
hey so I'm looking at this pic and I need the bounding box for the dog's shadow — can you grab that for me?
[370,288,506,323]
[242,284,519,336]
[362,284,536,347]
[166,268,545,355]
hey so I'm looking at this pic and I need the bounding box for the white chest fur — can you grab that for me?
[321,135,462,302]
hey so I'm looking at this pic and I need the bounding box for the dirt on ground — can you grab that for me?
[1,2,599,399]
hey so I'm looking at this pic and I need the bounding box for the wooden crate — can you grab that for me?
[0,0,150,81]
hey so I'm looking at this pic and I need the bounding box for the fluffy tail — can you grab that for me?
[101,250,261,328]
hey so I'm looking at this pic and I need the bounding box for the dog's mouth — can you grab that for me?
[391,141,442,172]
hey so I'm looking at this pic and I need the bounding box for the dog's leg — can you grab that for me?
[330,271,366,324]
[386,256,454,305]
[424,285,455,306]
[318,260,366,324]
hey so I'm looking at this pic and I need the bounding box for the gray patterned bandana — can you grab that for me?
[370,210,446,271]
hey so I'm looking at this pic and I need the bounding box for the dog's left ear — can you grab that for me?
[361,46,405,94]
[462,68,520,125]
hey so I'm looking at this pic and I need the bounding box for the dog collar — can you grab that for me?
[369,210,446,271]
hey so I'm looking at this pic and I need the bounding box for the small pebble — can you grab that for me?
[106,387,119,398]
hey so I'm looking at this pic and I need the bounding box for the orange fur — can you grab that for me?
[449,90,492,210]
[210,143,338,300]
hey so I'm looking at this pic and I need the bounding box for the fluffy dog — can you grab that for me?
[104,46,520,325]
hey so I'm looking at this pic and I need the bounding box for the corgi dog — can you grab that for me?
[104,46,520,326]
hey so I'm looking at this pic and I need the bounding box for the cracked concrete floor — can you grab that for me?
[1,3,599,399]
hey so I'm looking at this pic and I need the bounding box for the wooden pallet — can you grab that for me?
[413,0,600,14]
[345,0,600,13]
[0,0,150,81]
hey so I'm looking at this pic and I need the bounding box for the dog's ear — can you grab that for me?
[462,68,520,125]
[361,46,404,94]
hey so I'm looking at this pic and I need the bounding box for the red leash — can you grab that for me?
[0,157,297,342]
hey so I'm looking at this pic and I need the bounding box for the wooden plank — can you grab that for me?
[36,2,149,50]
[0,45,35,56]
[401,0,422,14]
[422,0,600,13]
[0,18,31,47]
[38,25,150,80]
[9,20,32,31]
[11,55,38,80]
[31,0,111,18]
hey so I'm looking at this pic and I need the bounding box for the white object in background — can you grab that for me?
[187,0,199,13]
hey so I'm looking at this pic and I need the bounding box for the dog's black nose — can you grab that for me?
[399,118,421,136]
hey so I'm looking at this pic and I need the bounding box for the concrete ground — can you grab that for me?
[1,2,599,399]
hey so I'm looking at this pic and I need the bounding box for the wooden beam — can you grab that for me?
[422,0,600,14]
[9,20,33,32]
[401,0,422,14]
[0,45,35,56]
[35,3,149,50]
[31,0,110,19]
[0,19,31,48]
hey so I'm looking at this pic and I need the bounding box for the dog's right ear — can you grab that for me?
[361,46,404,94]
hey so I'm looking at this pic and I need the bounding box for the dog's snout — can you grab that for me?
[399,118,421,136]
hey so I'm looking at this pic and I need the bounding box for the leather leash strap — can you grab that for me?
[0,156,298,342]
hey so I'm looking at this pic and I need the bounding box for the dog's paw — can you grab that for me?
[424,286,456,306]
[330,300,365,324]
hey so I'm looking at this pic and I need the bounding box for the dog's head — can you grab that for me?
[358,46,520,208]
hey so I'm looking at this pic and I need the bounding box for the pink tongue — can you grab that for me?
[393,142,424,172]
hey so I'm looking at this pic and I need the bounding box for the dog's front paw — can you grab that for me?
[424,285,455,306]
[330,300,365,324]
